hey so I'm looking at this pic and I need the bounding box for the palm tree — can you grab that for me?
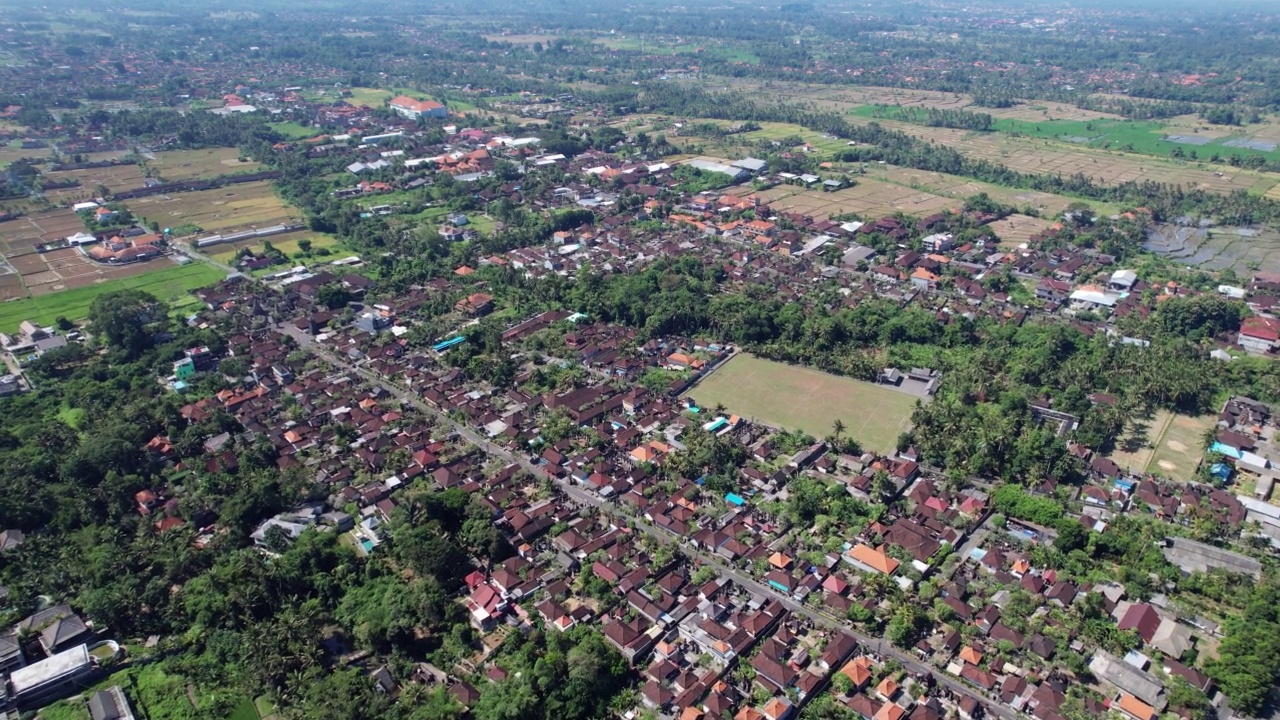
[830,418,846,446]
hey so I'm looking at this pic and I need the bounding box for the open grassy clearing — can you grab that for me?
[683,354,919,454]
[0,261,225,333]
[269,121,320,140]
[1150,414,1216,481]
[338,86,424,108]
[205,230,345,264]
[126,181,300,233]
[1106,409,1214,482]
[148,147,263,181]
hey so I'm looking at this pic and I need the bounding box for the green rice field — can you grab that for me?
[0,262,226,333]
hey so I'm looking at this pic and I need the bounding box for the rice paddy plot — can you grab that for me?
[125,181,299,234]
[1144,223,1280,276]
[0,260,225,333]
[755,178,960,219]
[40,162,147,203]
[712,79,1120,122]
[1165,134,1215,146]
[1223,138,1279,152]
[842,117,1273,195]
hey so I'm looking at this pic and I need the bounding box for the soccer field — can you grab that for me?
[684,354,921,454]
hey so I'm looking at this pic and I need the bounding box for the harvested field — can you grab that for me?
[41,162,147,203]
[1107,409,1214,483]
[987,215,1057,247]
[11,246,162,297]
[842,118,1272,195]
[681,112,1266,197]
[0,274,23,301]
[683,354,920,454]
[872,166,1117,216]
[148,148,263,182]
[715,79,1120,122]
[0,145,51,168]
[125,181,299,233]
[482,34,561,46]
[0,208,84,255]
[0,207,189,301]
[755,179,960,219]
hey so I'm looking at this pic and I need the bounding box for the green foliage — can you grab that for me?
[861,105,995,131]
[991,484,1065,526]
[1148,295,1246,340]
[1205,578,1280,715]
[88,289,170,359]
[317,283,354,310]
[476,628,629,720]
[886,603,928,649]
[334,572,457,652]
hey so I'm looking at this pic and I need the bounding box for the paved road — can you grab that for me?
[171,242,238,274]
[283,325,607,509]
[285,328,1013,720]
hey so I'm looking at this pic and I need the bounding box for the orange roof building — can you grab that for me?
[679,708,705,720]
[389,95,447,119]
[762,697,794,720]
[848,544,900,575]
[838,659,872,689]
[1115,693,1156,720]
[873,703,905,720]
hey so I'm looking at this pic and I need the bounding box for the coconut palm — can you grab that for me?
[830,418,846,446]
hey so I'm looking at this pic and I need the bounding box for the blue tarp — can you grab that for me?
[1211,442,1243,460]
[432,336,465,352]
[1210,462,1233,480]
[704,417,728,432]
